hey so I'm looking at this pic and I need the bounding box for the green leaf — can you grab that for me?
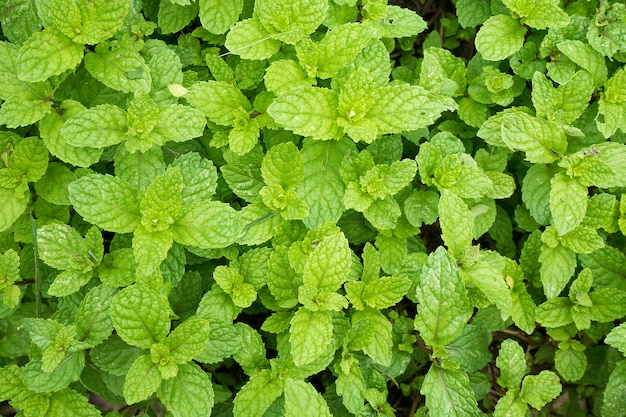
[140,167,183,232]
[165,317,210,364]
[378,5,426,38]
[519,371,562,410]
[503,0,569,29]
[521,164,551,225]
[262,142,303,189]
[186,84,248,129]
[302,231,351,292]
[157,362,214,417]
[289,308,333,366]
[268,86,341,140]
[170,153,218,205]
[170,201,243,249]
[496,339,529,389]
[439,190,474,260]
[368,84,456,134]
[0,93,53,128]
[17,28,83,82]
[335,359,366,414]
[0,187,29,232]
[606,323,626,355]
[224,18,281,60]
[151,105,206,146]
[556,40,607,88]
[37,224,92,271]
[500,111,566,164]
[49,0,129,45]
[362,276,411,309]
[23,353,84,393]
[47,388,101,417]
[124,354,161,404]
[264,60,315,95]
[589,289,626,322]
[233,370,283,417]
[110,285,171,349]
[555,340,587,382]
[316,22,380,79]
[60,104,128,148]
[446,324,492,373]
[404,189,439,227]
[549,172,587,236]
[350,308,393,365]
[284,378,331,417]
[75,285,115,346]
[456,0,490,28]
[602,360,626,417]
[84,41,151,93]
[158,0,199,34]
[11,136,48,182]
[199,0,242,34]
[475,15,526,61]
[539,242,576,299]
[421,364,484,417]
[414,247,472,347]
[257,0,328,45]
[69,174,141,233]
[299,138,355,229]
[462,259,512,320]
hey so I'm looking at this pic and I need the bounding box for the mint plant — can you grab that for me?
[2,0,626,416]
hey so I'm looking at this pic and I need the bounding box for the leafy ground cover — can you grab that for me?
[1,0,626,416]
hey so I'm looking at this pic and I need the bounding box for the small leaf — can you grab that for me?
[233,370,283,417]
[519,371,562,410]
[157,362,214,417]
[124,354,161,404]
[284,379,331,417]
[289,308,333,366]
[421,364,484,417]
[17,29,83,82]
[475,15,527,61]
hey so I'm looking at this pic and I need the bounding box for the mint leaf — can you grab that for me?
[519,371,562,410]
[157,362,214,417]
[257,0,327,45]
[540,243,576,299]
[496,339,529,389]
[555,340,587,382]
[415,247,472,347]
[503,0,569,29]
[439,190,474,260]
[289,307,333,366]
[475,15,527,61]
[233,370,283,417]
[268,86,341,140]
[49,0,129,45]
[225,18,281,60]
[199,0,243,34]
[60,104,128,149]
[456,0,490,28]
[500,111,566,164]
[84,41,151,93]
[124,354,161,404]
[69,174,141,233]
[421,364,484,417]
[302,231,351,292]
[170,201,244,249]
[316,22,379,79]
[602,361,626,417]
[75,285,115,347]
[549,172,587,236]
[17,29,83,82]
[110,285,171,349]
[284,378,331,417]
[350,308,393,365]
[184,81,250,126]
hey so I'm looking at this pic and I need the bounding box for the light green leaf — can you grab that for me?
[378,5,426,38]
[49,0,129,45]
[421,364,484,417]
[124,354,161,404]
[17,28,83,82]
[150,105,206,146]
[289,308,333,366]
[110,285,171,349]
[284,379,331,417]
[589,289,626,322]
[233,370,283,417]
[519,371,562,410]
[157,362,214,417]
[61,104,128,148]
[184,81,250,127]
[602,360,626,417]
[496,339,529,389]
[350,308,393,365]
[302,231,351,292]
[268,86,341,140]
[157,0,199,34]
[463,259,512,319]
[316,22,380,79]
[262,142,303,189]
[69,174,140,233]
[37,224,92,271]
[335,359,366,414]
[404,189,439,227]
[500,111,566,163]
[368,84,457,134]
[446,324,492,373]
[23,353,84,393]
[84,41,151,93]
[535,297,574,328]
[456,0,490,28]
[539,242,576,299]
[521,164,551,225]
[606,323,626,355]
[264,60,315,95]
[75,285,115,347]
[299,138,355,229]
[439,190,474,260]
[0,92,53,128]
[170,201,244,249]
[559,226,604,254]
[132,226,173,279]
[555,340,587,382]
[199,0,243,34]
[414,247,472,347]
[503,0,569,29]
[47,388,101,417]
[258,0,328,44]
[557,40,607,88]
[225,18,281,60]
[475,15,526,61]
[140,167,183,232]
[550,172,587,236]
[362,276,411,309]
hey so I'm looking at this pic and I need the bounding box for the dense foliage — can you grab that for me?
[1,0,626,415]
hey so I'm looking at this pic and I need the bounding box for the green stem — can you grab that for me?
[29,212,42,318]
